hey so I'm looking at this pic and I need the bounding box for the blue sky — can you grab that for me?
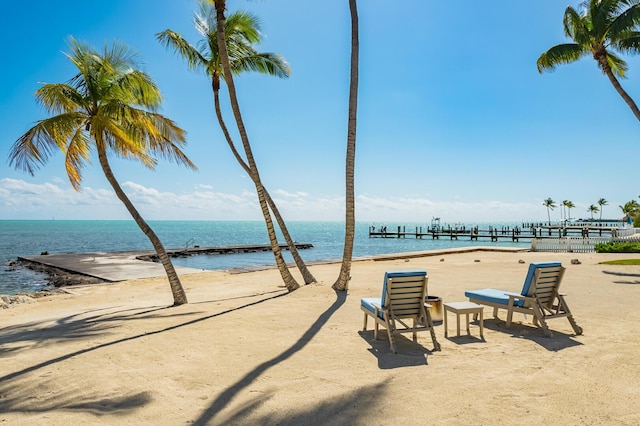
[0,0,637,223]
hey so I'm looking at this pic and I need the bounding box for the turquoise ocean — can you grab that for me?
[0,220,530,295]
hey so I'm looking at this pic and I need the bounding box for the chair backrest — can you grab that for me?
[520,262,564,308]
[381,270,428,318]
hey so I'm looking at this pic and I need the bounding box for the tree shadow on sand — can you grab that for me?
[191,291,348,426]
[602,270,640,285]
[0,305,186,357]
[215,380,389,425]
[0,291,290,418]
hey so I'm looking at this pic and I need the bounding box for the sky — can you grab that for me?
[0,0,637,224]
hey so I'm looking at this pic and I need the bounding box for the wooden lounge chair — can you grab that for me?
[464,262,583,337]
[361,270,441,353]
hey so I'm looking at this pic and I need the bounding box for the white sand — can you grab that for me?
[1,250,639,425]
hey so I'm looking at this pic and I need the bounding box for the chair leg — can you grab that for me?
[531,305,552,337]
[384,315,397,353]
[363,313,368,331]
[558,295,583,335]
[425,308,441,351]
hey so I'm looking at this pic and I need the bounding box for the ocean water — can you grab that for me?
[0,220,530,295]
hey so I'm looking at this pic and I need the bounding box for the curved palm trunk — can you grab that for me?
[599,58,640,122]
[214,1,299,292]
[212,81,316,285]
[97,148,188,305]
[333,0,359,291]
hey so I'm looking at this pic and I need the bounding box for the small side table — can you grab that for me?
[443,301,484,339]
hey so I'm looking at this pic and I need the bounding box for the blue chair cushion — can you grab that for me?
[465,262,562,308]
[361,297,383,318]
[464,288,517,306]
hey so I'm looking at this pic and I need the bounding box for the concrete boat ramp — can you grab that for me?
[18,243,313,282]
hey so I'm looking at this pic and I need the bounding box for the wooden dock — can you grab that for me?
[369,225,621,243]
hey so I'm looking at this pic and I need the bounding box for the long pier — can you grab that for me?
[369,225,622,243]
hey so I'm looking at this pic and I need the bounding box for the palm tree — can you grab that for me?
[543,197,556,226]
[598,198,608,221]
[210,0,300,291]
[333,0,359,292]
[9,38,196,305]
[620,199,640,221]
[564,200,575,223]
[537,0,640,122]
[157,3,316,286]
[588,204,599,220]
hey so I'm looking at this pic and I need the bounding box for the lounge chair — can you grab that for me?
[361,270,441,353]
[464,262,582,337]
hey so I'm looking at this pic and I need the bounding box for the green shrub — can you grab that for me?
[595,241,640,253]
[634,216,640,228]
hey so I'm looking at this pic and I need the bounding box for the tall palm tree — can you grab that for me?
[563,200,575,223]
[333,0,359,291]
[598,197,608,221]
[210,0,300,291]
[537,0,640,122]
[157,3,316,286]
[9,38,196,305]
[588,204,599,220]
[543,197,556,225]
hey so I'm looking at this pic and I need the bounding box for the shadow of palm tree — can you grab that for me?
[217,380,389,425]
[0,376,152,416]
[0,305,183,356]
[603,270,640,284]
[0,291,290,418]
[191,291,348,426]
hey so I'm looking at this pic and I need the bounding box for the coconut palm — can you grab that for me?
[588,204,599,220]
[157,3,316,287]
[543,197,556,225]
[563,200,575,223]
[620,199,640,220]
[209,0,300,291]
[333,0,359,291]
[537,0,640,121]
[9,38,196,305]
[598,198,608,221]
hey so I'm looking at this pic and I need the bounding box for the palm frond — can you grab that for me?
[156,30,208,72]
[233,53,291,78]
[564,6,592,45]
[537,43,588,72]
[608,4,640,44]
[65,128,92,190]
[9,113,84,175]
[605,50,629,76]
[35,83,87,114]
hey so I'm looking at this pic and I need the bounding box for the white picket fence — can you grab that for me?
[532,233,640,253]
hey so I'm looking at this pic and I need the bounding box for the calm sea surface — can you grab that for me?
[0,220,530,295]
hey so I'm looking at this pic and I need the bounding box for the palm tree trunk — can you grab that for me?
[601,62,640,122]
[212,82,316,285]
[333,0,359,291]
[213,1,299,292]
[97,148,188,305]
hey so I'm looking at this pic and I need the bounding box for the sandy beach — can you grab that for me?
[2,249,640,425]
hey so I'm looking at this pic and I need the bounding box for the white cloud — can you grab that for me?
[0,177,554,223]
